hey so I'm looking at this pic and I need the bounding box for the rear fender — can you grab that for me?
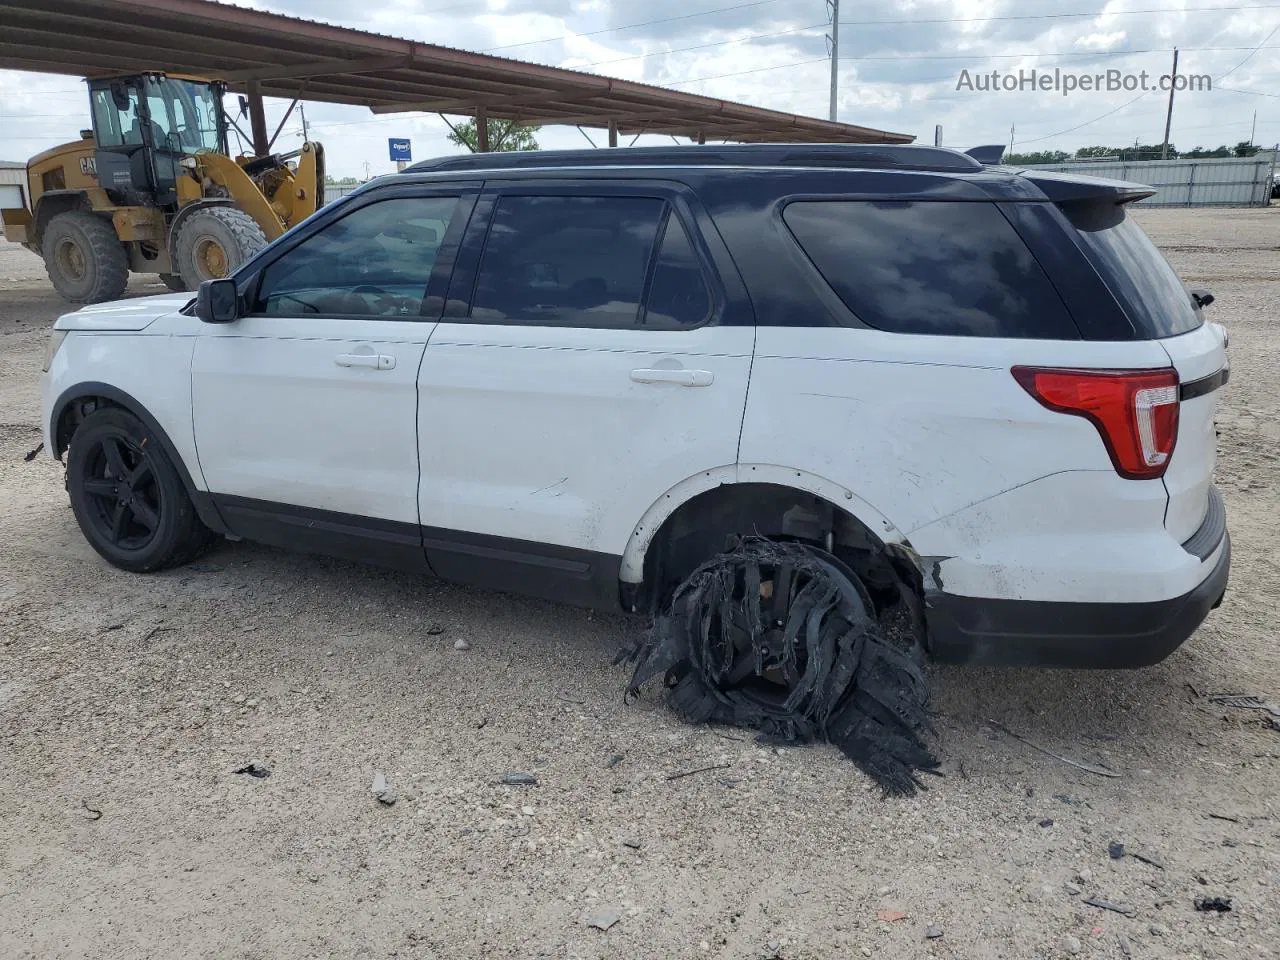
[619,463,908,584]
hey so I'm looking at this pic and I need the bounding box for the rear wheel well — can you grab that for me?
[634,482,924,633]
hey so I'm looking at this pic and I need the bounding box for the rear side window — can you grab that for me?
[1060,202,1201,338]
[644,215,713,327]
[782,200,1078,338]
[472,195,664,328]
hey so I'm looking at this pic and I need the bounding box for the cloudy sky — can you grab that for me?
[1,0,1277,178]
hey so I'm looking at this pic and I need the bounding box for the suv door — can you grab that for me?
[416,180,755,606]
[191,185,476,567]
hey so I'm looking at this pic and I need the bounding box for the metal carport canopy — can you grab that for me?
[0,0,913,146]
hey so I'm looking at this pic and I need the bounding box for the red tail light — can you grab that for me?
[1012,366,1180,480]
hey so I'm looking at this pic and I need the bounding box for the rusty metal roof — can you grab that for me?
[0,0,912,144]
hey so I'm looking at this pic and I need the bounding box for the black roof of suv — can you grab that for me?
[401,143,1155,205]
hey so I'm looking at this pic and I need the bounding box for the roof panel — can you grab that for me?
[0,0,913,145]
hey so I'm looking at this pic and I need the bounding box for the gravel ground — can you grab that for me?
[1,206,1278,960]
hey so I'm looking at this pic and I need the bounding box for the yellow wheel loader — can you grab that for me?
[0,72,324,303]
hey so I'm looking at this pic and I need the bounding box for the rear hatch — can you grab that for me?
[1060,198,1228,546]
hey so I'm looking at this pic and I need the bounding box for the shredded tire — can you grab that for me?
[623,537,939,796]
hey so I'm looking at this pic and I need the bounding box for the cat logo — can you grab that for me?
[79,156,97,176]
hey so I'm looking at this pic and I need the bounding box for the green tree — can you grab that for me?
[1005,150,1070,165]
[1183,145,1231,159]
[1233,140,1260,158]
[1074,145,1119,159]
[446,118,541,153]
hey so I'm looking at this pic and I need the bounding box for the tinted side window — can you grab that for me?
[472,195,664,327]
[1060,202,1201,338]
[783,200,1078,339]
[644,215,712,327]
[255,196,459,317]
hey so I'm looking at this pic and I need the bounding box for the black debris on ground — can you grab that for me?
[23,442,43,462]
[233,764,270,779]
[1194,896,1233,913]
[622,537,939,796]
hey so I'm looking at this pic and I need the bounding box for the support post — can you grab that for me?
[608,119,618,148]
[697,131,706,145]
[1161,47,1179,160]
[476,105,489,153]
[827,0,840,122]
[268,98,299,151]
[246,80,270,157]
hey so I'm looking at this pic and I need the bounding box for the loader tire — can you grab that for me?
[174,207,268,289]
[41,211,129,304]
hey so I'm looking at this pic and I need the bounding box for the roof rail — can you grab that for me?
[405,143,984,175]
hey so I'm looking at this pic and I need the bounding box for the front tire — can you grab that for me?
[173,206,268,289]
[66,407,213,572]
[41,211,129,304]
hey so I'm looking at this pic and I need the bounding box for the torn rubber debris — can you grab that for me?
[1194,896,1232,913]
[233,763,270,779]
[622,537,939,796]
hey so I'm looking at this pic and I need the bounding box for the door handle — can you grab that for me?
[336,353,396,370]
[630,368,714,387]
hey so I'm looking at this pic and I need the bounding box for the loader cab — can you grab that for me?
[87,73,228,209]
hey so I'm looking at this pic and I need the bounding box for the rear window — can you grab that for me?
[1060,202,1201,338]
[782,200,1078,339]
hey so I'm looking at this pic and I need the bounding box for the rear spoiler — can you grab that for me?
[964,143,1156,204]
[965,144,1007,165]
[1018,169,1156,205]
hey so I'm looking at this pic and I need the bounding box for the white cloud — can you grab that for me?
[1,0,1279,176]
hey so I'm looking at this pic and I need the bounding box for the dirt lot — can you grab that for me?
[2,207,1278,960]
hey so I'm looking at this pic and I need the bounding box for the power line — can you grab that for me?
[1217,22,1280,80]
[568,22,827,70]
[1015,90,1156,144]
[838,3,1280,27]
[1219,84,1280,97]
[664,56,831,86]
[838,45,1280,61]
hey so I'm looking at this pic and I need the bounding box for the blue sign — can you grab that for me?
[388,138,412,162]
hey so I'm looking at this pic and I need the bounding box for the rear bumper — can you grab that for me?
[925,533,1230,668]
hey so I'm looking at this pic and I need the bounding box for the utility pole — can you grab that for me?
[1161,47,1179,160]
[826,0,839,121]
[1009,123,1015,155]
[1250,109,1257,146]
[300,102,309,142]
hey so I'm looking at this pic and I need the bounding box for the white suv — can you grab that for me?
[40,145,1230,673]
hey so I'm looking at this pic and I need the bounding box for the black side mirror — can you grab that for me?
[195,278,240,323]
[110,81,131,112]
[1190,287,1214,309]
